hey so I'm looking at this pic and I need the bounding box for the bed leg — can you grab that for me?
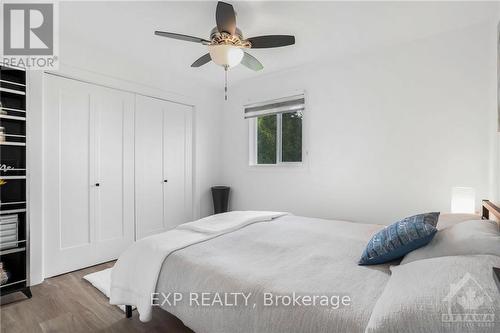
[125,305,132,318]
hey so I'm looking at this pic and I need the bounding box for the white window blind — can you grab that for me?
[244,95,305,119]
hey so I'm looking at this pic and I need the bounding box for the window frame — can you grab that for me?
[249,110,306,167]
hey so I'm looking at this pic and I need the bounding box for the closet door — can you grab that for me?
[163,103,193,229]
[135,95,166,239]
[92,87,135,258]
[135,95,193,239]
[44,75,134,277]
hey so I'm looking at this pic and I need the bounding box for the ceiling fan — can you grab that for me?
[155,1,295,99]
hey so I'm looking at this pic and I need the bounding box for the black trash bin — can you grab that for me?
[211,186,230,214]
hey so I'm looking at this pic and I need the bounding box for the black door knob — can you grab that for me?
[163,180,168,183]
[95,183,100,187]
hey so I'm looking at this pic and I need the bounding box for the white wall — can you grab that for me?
[221,22,498,225]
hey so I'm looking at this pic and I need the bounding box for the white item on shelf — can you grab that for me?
[0,215,18,250]
[0,101,6,115]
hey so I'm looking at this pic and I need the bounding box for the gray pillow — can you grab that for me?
[437,213,481,230]
[366,255,500,333]
[401,219,500,265]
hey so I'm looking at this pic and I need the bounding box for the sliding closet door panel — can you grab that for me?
[44,75,134,277]
[185,109,193,221]
[94,96,124,240]
[44,76,93,276]
[135,95,166,239]
[163,104,193,228]
[58,86,91,248]
[93,88,134,250]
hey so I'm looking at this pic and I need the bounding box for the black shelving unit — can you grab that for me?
[0,65,31,299]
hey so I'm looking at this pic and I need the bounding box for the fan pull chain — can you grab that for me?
[224,66,228,101]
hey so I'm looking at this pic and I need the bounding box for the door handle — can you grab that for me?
[95,183,100,187]
[163,180,168,183]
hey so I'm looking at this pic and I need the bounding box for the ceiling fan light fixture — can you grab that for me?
[154,1,296,100]
[208,44,244,68]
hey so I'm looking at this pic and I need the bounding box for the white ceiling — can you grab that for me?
[60,1,498,88]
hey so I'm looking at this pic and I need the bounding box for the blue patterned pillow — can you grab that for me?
[358,212,440,265]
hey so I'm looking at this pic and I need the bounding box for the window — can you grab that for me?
[246,95,304,165]
[257,114,277,164]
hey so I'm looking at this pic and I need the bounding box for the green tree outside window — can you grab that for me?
[256,111,302,164]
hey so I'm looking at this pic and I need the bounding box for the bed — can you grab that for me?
[110,205,500,333]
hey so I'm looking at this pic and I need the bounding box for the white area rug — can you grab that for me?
[83,267,135,312]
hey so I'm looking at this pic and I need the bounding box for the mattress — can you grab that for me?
[156,215,391,333]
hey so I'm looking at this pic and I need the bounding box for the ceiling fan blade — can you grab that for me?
[155,31,210,44]
[247,35,295,48]
[241,52,263,71]
[216,2,236,35]
[191,53,212,67]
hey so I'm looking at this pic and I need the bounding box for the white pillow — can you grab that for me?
[437,213,481,230]
[366,255,500,333]
[401,219,500,265]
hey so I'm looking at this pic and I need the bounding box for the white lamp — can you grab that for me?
[451,187,475,214]
[208,45,244,68]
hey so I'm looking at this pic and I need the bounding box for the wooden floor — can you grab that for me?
[0,262,194,333]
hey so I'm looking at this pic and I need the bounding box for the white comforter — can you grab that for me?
[110,211,288,321]
[156,215,391,333]
[111,212,500,332]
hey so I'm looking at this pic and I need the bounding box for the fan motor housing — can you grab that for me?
[210,27,244,39]
[209,27,251,48]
